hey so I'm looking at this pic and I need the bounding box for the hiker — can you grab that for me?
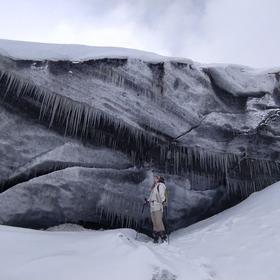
[147,175,167,243]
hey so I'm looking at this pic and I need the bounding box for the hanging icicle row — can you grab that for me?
[95,190,144,229]
[0,69,160,159]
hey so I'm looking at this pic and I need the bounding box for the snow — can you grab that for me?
[207,65,276,96]
[1,181,280,280]
[46,223,91,232]
[0,38,166,62]
[0,39,196,64]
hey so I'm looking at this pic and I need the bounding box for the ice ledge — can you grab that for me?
[1,38,279,75]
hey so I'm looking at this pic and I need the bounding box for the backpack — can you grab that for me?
[157,183,168,207]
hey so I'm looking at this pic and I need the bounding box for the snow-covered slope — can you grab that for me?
[1,181,280,280]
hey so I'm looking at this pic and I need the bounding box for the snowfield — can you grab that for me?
[1,181,280,280]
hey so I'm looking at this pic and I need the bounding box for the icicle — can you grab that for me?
[49,95,60,128]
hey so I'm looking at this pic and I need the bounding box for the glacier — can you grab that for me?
[0,38,279,232]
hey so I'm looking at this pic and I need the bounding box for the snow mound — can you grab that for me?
[46,223,89,232]
[1,181,280,280]
[207,65,276,96]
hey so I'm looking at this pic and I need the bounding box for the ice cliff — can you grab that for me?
[0,39,279,233]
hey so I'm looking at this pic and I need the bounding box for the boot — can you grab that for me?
[153,231,159,243]
[160,231,168,243]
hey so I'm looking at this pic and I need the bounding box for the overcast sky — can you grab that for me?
[0,0,278,68]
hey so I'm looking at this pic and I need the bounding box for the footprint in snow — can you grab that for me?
[152,267,177,280]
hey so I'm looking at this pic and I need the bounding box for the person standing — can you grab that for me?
[148,175,167,243]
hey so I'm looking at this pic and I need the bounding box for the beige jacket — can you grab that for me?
[148,182,166,212]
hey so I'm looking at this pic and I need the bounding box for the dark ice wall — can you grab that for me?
[0,53,279,232]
